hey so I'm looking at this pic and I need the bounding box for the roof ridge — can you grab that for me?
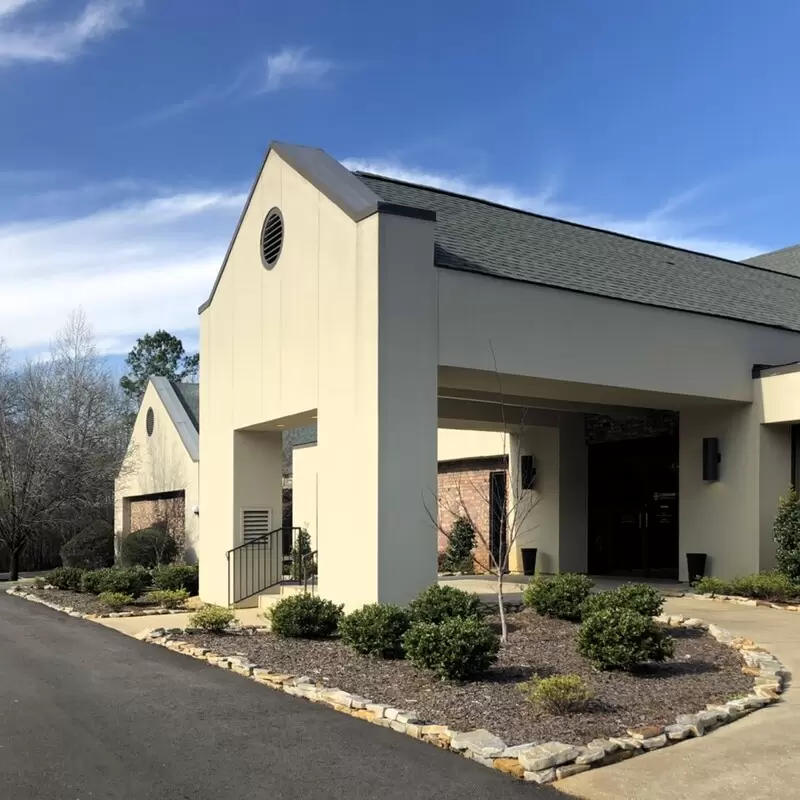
[744,242,800,262]
[355,171,800,282]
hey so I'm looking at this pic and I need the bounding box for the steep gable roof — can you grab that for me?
[356,172,800,334]
[149,377,199,462]
[744,244,800,278]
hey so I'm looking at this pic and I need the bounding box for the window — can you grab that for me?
[260,208,284,268]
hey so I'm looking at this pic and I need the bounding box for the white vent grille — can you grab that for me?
[242,509,272,543]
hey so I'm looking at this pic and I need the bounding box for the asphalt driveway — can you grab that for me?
[0,593,556,799]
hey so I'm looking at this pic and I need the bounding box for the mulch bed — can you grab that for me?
[189,609,752,746]
[26,588,160,616]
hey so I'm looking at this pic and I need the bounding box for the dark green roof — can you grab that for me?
[172,382,199,431]
[744,244,800,278]
[356,173,800,333]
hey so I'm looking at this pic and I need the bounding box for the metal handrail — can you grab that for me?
[226,526,312,606]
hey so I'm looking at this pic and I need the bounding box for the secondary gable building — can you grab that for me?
[115,378,200,562]
[198,141,800,609]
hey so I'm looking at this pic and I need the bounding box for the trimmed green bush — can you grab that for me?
[146,588,190,609]
[79,567,151,598]
[582,583,664,619]
[60,520,114,570]
[151,563,199,595]
[774,487,800,583]
[519,674,592,714]
[694,572,800,603]
[190,604,235,632]
[523,573,594,621]
[578,607,674,671]
[98,591,133,611]
[408,584,484,625]
[442,516,477,573]
[120,527,178,568]
[269,594,343,638]
[403,617,500,680]
[339,603,411,658]
[45,566,85,592]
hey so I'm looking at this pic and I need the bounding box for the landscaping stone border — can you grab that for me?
[5,586,190,619]
[141,612,789,786]
[6,586,789,785]
[692,591,800,613]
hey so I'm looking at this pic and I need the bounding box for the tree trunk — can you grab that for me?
[8,549,19,582]
[496,571,508,643]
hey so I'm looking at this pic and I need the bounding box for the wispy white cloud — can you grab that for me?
[141,46,336,124]
[261,46,334,92]
[0,183,244,352]
[0,0,141,65]
[343,158,763,261]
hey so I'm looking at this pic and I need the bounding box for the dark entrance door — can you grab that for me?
[587,435,679,579]
[489,471,507,570]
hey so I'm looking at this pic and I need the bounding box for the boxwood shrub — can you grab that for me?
[339,603,411,658]
[60,520,114,570]
[80,567,151,598]
[45,566,85,592]
[582,583,664,619]
[578,607,674,670]
[190,604,236,632]
[146,588,190,609]
[98,591,133,611]
[269,594,343,639]
[523,573,594,621]
[151,563,199,595]
[408,584,484,624]
[120,526,178,568]
[403,616,499,680]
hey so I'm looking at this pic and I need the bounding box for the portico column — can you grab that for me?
[316,210,439,609]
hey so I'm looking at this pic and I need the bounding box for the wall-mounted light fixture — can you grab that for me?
[702,438,721,481]
[521,454,537,490]
[192,505,200,515]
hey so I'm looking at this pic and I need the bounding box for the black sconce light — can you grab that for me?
[702,437,721,481]
[521,454,537,490]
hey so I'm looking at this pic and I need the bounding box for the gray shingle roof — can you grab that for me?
[172,382,199,431]
[744,244,800,278]
[356,173,800,333]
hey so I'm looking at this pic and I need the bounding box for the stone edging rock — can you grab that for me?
[137,614,788,786]
[4,586,190,619]
[692,591,800,613]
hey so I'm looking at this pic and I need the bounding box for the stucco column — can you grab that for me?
[316,212,438,609]
[199,428,283,605]
[558,414,588,573]
[679,404,790,580]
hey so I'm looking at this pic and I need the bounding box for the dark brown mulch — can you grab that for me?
[26,588,159,615]
[189,610,752,746]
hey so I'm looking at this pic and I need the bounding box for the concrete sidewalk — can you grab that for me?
[96,606,266,636]
[558,595,798,800]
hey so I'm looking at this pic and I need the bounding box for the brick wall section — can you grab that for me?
[128,493,186,554]
[585,411,677,444]
[437,457,506,573]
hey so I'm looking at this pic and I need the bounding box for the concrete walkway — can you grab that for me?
[558,595,798,800]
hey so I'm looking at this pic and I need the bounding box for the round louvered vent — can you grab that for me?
[146,407,154,437]
[260,208,284,268]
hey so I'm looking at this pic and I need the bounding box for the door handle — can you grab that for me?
[638,512,642,528]
[644,513,649,528]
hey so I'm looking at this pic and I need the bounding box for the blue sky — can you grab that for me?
[2,0,800,358]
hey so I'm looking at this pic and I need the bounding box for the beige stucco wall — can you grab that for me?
[439,269,800,404]
[679,403,790,580]
[438,428,509,461]
[756,372,800,423]
[200,150,439,608]
[114,382,199,562]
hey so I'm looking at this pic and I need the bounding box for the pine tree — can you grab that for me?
[444,516,477,573]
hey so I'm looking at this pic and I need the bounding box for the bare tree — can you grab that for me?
[428,342,541,643]
[0,312,131,579]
